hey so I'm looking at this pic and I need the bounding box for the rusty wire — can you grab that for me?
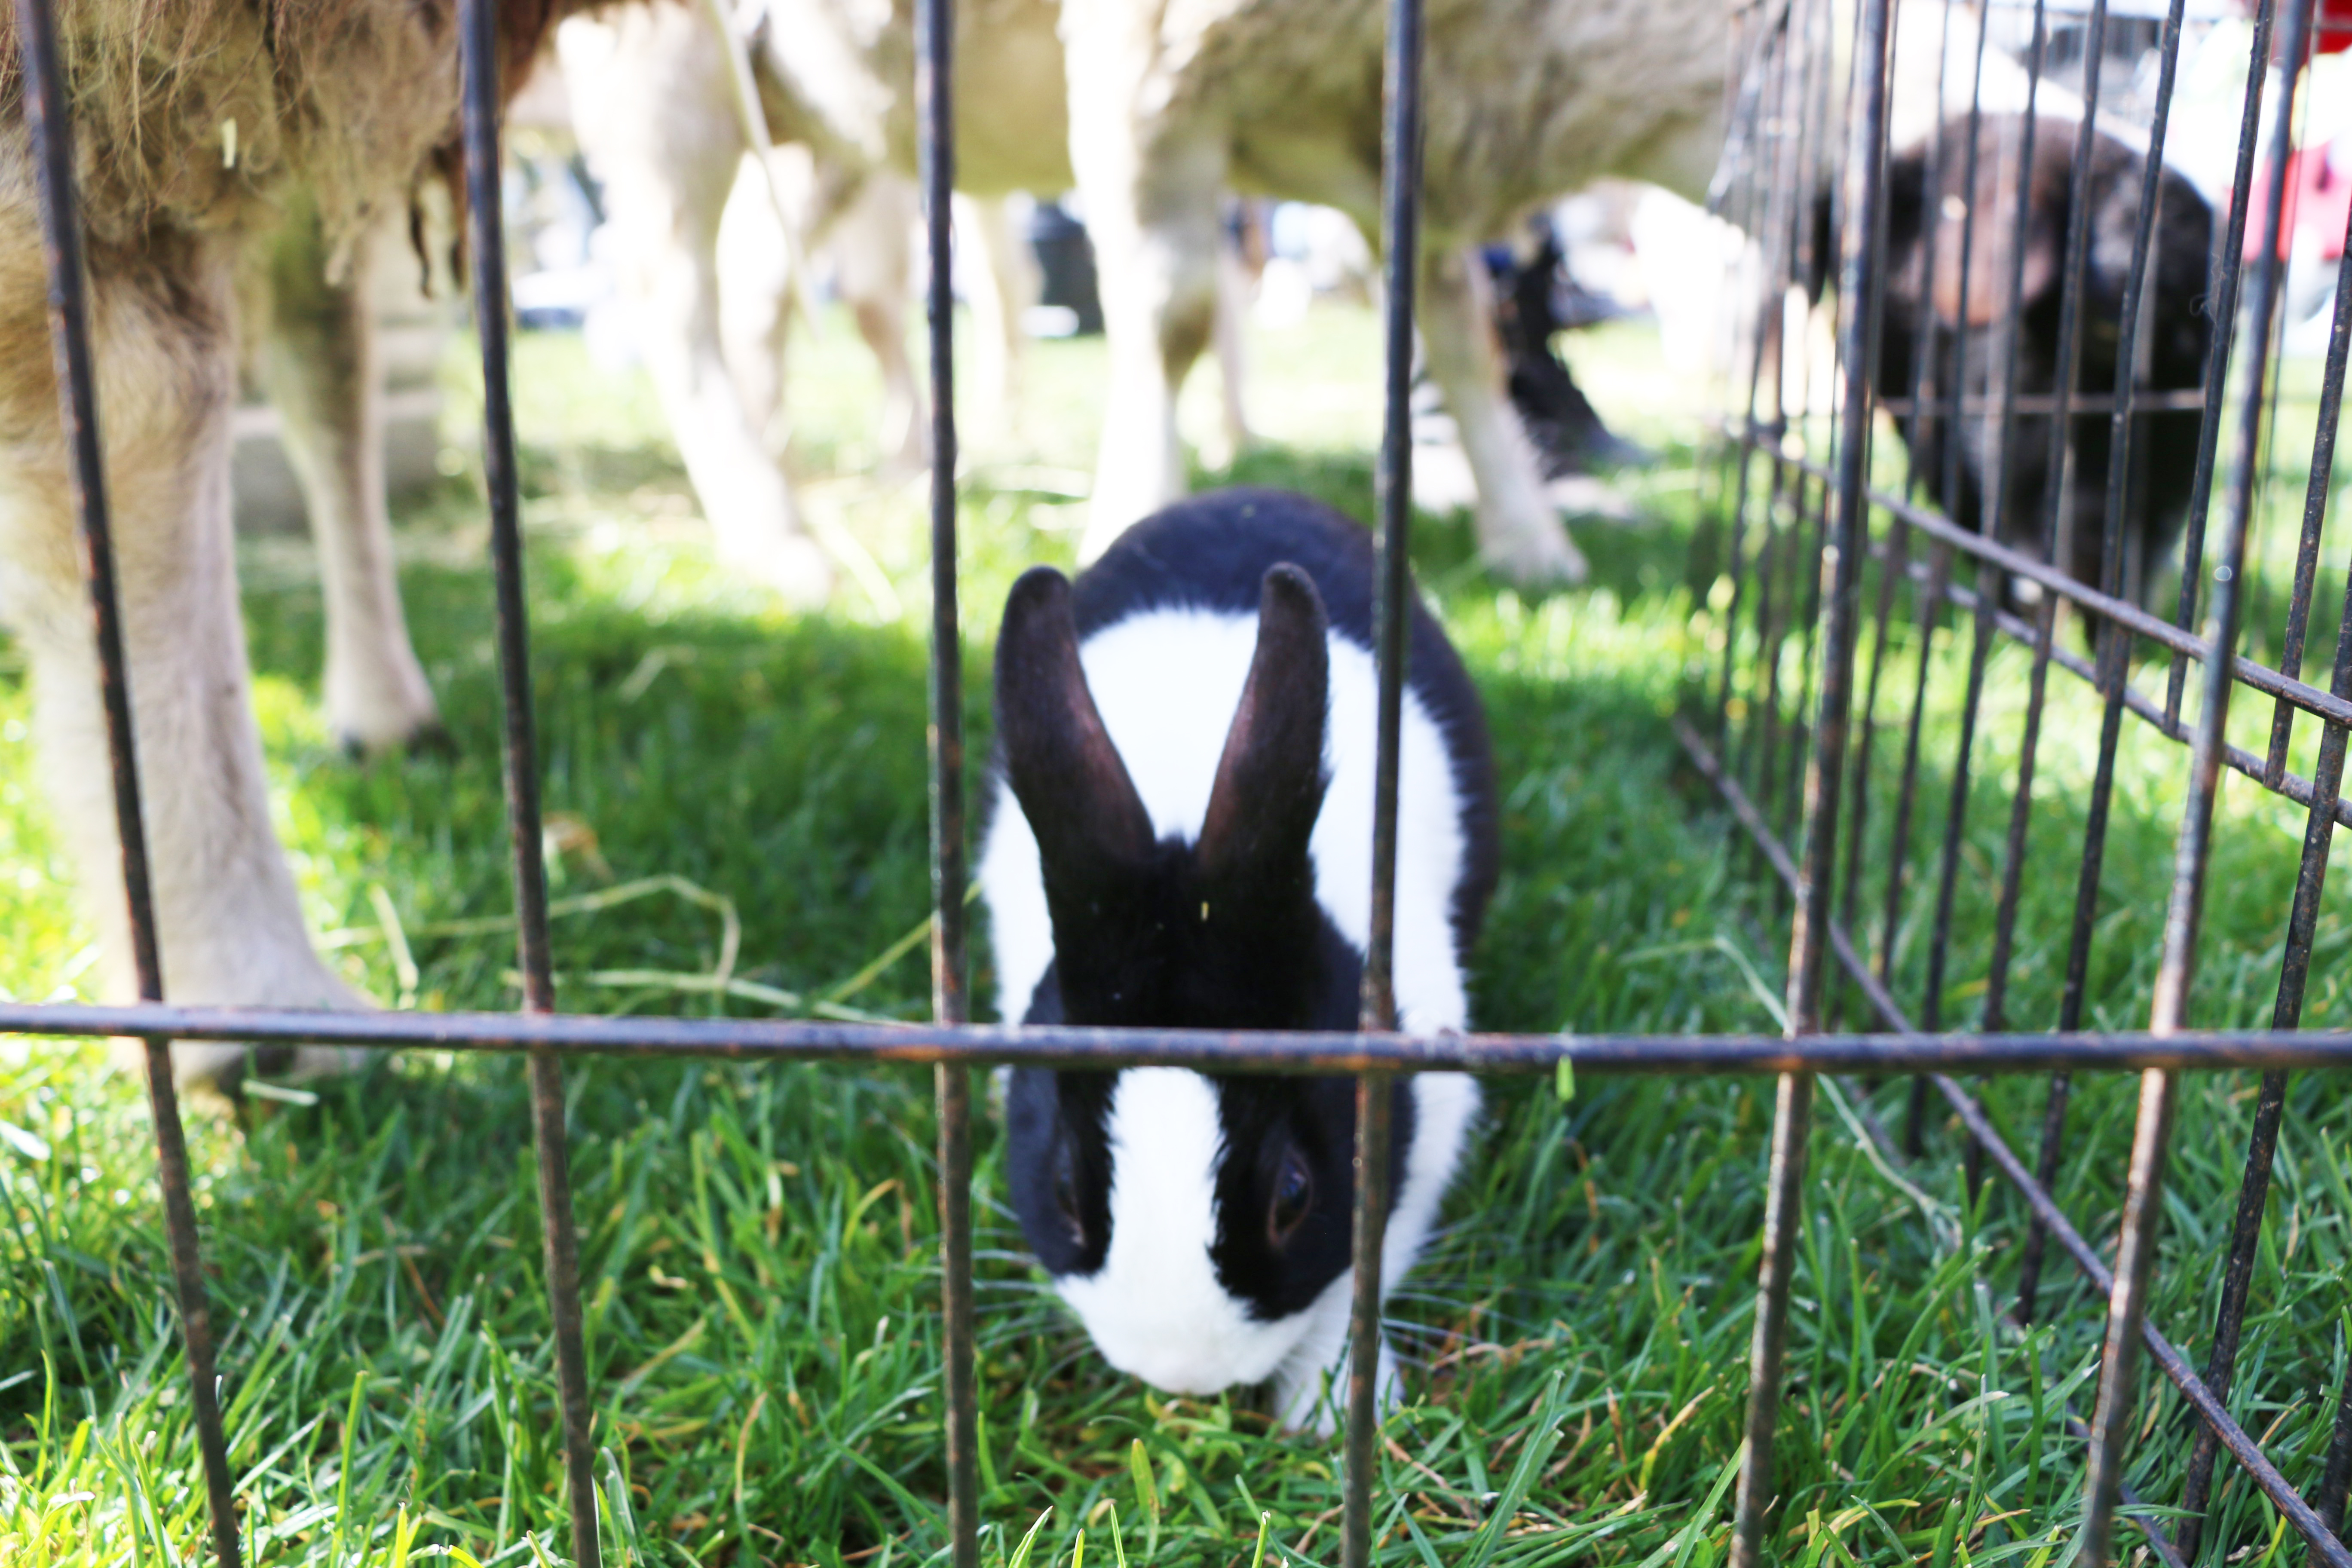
[9,0,2352,1557]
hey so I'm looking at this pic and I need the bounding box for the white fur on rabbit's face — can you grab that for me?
[1006,1063,1480,1411]
[1054,1068,1318,1392]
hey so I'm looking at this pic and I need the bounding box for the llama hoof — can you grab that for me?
[279,1044,376,1081]
[1478,517,1590,588]
[225,1044,377,1101]
[326,686,447,759]
[106,942,375,1099]
[875,430,934,483]
[1591,432,1657,470]
[339,718,456,762]
[110,1038,375,1096]
[404,721,459,760]
[720,529,834,610]
[1545,475,1639,525]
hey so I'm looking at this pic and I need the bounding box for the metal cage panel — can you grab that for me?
[3,0,2349,1557]
[1706,0,2352,1558]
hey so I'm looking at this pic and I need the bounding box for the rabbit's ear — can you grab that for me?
[1197,564,1330,888]
[997,567,1157,883]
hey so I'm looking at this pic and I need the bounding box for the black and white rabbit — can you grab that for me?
[978,487,1498,1433]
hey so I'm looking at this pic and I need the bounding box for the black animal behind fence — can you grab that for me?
[5,0,2351,1562]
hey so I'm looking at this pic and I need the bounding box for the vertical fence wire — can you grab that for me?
[1361,0,1420,1045]
[2262,219,2352,789]
[1919,24,2044,1054]
[2164,0,2276,728]
[2315,1353,2352,1564]
[23,0,2352,1556]
[1897,20,1991,1117]
[1731,0,1892,1555]
[1748,0,1821,880]
[1341,1075,1394,1568]
[2078,0,2320,1559]
[2285,240,2352,1568]
[457,5,600,1563]
[1733,0,1796,794]
[1775,0,1856,850]
[2175,150,2352,1564]
[1714,0,1797,756]
[915,0,976,1559]
[2024,0,2194,1330]
[1830,0,1919,1001]
[1838,0,1936,1010]
[10,0,242,1555]
[1346,0,1421,1552]
[1876,0,1978,1014]
[1979,0,2113,1042]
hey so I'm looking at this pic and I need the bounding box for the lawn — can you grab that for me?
[0,297,2347,1568]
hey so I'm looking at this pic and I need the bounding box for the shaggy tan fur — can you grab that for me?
[0,0,502,251]
[0,0,566,1082]
[737,0,1728,579]
[1064,0,1730,576]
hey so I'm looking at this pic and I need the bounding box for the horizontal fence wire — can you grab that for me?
[11,1000,2352,1073]
[1703,0,2352,1554]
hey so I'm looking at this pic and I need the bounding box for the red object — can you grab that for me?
[2244,141,2352,262]
[2246,0,2352,54]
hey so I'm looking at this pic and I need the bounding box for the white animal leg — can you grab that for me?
[560,10,831,605]
[833,175,929,477]
[0,233,364,1085]
[1420,248,1588,585]
[1064,0,1226,559]
[1208,236,1254,467]
[256,196,444,754]
[954,192,1038,444]
[715,147,801,450]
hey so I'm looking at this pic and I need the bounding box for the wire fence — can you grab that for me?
[2,0,2349,1558]
[1703,0,2352,1560]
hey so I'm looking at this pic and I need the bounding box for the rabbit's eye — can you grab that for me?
[1054,1154,1085,1245]
[1268,1150,1313,1246]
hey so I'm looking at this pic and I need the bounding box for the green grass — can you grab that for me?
[1,302,2348,1568]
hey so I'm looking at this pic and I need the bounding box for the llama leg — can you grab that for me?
[1420,248,1587,585]
[835,175,929,477]
[0,231,365,1084]
[256,193,444,754]
[559,9,831,604]
[1208,231,1254,467]
[1063,3,1224,558]
[1069,141,1223,562]
[715,146,804,450]
[955,192,1038,445]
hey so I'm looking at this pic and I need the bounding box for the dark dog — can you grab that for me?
[1866,116,2215,605]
